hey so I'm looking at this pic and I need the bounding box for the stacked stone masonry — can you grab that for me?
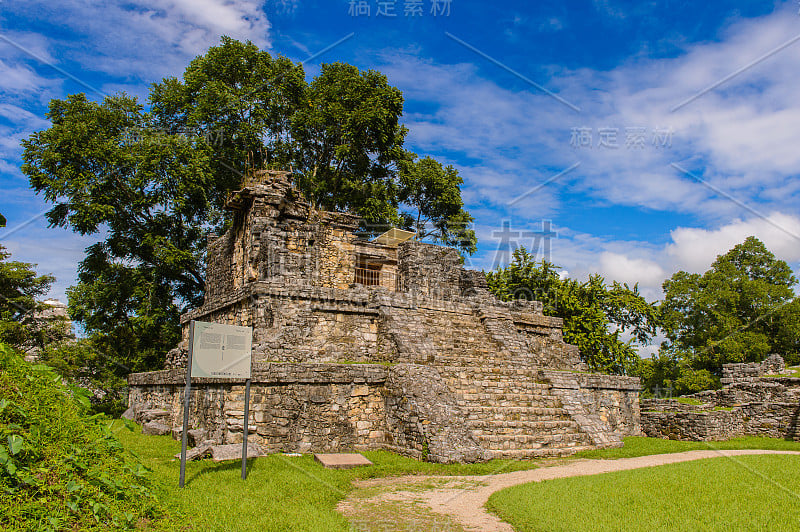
[130,170,641,462]
[641,355,800,442]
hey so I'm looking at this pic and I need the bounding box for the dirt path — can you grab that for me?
[338,449,800,531]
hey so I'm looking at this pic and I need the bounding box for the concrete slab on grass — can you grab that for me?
[314,453,373,469]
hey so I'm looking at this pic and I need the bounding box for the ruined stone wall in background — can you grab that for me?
[640,359,800,442]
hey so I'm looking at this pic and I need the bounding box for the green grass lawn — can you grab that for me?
[673,397,705,406]
[571,435,800,460]
[113,421,540,531]
[116,422,800,531]
[487,454,800,531]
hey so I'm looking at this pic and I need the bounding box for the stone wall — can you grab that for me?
[721,354,786,385]
[640,400,743,441]
[129,364,390,454]
[541,371,641,446]
[640,376,800,441]
[129,362,640,461]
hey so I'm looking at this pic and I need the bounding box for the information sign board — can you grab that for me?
[189,321,252,379]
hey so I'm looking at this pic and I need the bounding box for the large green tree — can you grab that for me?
[659,236,800,376]
[398,154,477,254]
[291,62,407,225]
[486,248,660,373]
[21,37,474,371]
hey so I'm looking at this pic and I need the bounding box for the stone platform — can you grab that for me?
[314,453,373,469]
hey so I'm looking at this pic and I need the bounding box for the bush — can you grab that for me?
[39,339,128,417]
[0,343,167,530]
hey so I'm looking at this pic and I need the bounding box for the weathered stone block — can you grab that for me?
[142,421,171,436]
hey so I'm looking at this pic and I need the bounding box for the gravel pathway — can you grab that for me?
[339,449,800,531]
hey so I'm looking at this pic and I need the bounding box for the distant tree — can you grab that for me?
[633,354,716,398]
[660,236,800,377]
[38,338,129,416]
[0,245,69,352]
[65,249,180,374]
[486,247,660,373]
[398,154,477,254]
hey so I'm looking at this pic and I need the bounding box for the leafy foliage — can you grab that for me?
[291,61,407,225]
[21,37,474,375]
[633,353,717,397]
[634,237,800,396]
[398,154,477,254]
[657,237,799,385]
[485,248,660,373]
[0,245,68,352]
[0,343,167,530]
[37,339,130,416]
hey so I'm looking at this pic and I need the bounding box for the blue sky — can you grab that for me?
[2,1,800,353]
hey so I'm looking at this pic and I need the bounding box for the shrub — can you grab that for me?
[0,343,167,530]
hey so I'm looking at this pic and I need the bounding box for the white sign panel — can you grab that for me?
[190,321,252,379]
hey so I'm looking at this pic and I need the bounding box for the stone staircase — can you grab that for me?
[379,305,610,457]
[439,365,596,458]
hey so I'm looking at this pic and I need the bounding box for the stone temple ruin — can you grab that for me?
[128,170,642,462]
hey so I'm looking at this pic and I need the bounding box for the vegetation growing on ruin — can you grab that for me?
[486,247,660,373]
[21,37,476,380]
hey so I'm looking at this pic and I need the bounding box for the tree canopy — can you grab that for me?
[21,37,475,372]
[635,236,800,396]
[486,247,660,374]
[398,155,477,254]
[662,237,798,364]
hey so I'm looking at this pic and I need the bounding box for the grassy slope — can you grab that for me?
[114,422,541,531]
[487,454,800,531]
[0,345,168,531]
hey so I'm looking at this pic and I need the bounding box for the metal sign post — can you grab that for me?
[179,321,196,488]
[241,378,251,480]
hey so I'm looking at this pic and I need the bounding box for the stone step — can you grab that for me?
[442,376,551,388]
[452,394,558,403]
[486,445,596,459]
[468,419,577,431]
[454,397,562,409]
[442,379,553,392]
[431,355,541,367]
[471,428,584,440]
[439,364,545,374]
[462,405,568,417]
[474,431,589,448]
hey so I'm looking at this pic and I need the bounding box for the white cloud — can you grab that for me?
[0,60,52,93]
[380,8,800,225]
[3,1,271,81]
[666,212,800,273]
[598,252,666,287]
